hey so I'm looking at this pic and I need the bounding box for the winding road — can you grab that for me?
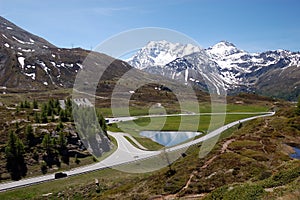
[0,111,275,192]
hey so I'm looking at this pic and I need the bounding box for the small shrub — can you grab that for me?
[223,184,265,200]
[204,185,228,200]
[258,170,272,180]
[260,166,300,188]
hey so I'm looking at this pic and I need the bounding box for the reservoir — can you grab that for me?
[290,146,300,159]
[140,131,202,147]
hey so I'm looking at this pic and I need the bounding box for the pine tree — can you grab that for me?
[51,137,58,153]
[65,98,72,119]
[58,132,67,152]
[15,122,19,130]
[40,161,47,174]
[33,99,38,109]
[97,112,107,133]
[41,111,48,123]
[24,100,30,108]
[47,99,54,116]
[15,122,21,134]
[41,104,48,123]
[58,132,69,164]
[66,98,72,109]
[54,99,60,109]
[25,125,35,147]
[51,114,55,122]
[41,103,47,113]
[59,109,68,122]
[34,112,40,123]
[5,131,27,180]
[57,104,61,116]
[56,121,64,131]
[20,101,24,109]
[48,99,54,108]
[42,134,52,155]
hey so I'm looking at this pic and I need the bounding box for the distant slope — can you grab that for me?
[0,16,132,90]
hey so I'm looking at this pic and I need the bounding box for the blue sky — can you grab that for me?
[1,0,300,52]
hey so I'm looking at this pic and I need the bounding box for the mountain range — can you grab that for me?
[127,40,300,100]
[0,16,299,100]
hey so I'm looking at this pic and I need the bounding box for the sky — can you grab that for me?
[1,0,300,53]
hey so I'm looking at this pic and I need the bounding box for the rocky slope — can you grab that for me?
[0,16,132,91]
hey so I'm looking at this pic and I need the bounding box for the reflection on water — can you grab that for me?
[140,131,202,147]
[290,146,300,159]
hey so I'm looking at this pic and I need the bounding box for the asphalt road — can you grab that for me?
[0,111,275,192]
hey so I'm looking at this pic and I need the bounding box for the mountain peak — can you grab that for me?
[207,41,242,58]
[147,40,175,46]
[127,40,202,69]
[218,40,236,47]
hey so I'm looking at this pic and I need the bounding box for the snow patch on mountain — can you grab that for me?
[12,36,34,45]
[18,57,25,69]
[25,72,36,80]
[37,61,50,73]
[2,34,8,39]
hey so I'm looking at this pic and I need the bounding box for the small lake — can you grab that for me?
[290,146,300,159]
[140,131,202,147]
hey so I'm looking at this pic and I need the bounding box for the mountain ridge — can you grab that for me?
[0,16,133,91]
[127,40,300,100]
[1,16,299,100]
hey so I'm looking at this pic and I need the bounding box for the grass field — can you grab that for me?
[115,113,266,137]
[99,102,269,118]
[106,103,269,150]
[0,167,147,200]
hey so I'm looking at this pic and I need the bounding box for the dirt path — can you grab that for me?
[160,139,236,199]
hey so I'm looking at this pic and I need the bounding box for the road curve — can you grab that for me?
[0,112,275,192]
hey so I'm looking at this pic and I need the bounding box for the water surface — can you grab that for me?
[290,146,300,159]
[140,131,202,147]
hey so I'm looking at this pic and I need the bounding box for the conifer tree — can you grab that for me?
[33,99,38,109]
[25,125,35,147]
[5,131,27,180]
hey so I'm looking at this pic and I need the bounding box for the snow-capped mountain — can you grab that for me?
[208,41,300,87]
[127,40,300,100]
[206,41,244,58]
[127,40,203,70]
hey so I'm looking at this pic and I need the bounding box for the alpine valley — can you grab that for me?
[1,15,300,200]
[127,40,300,100]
